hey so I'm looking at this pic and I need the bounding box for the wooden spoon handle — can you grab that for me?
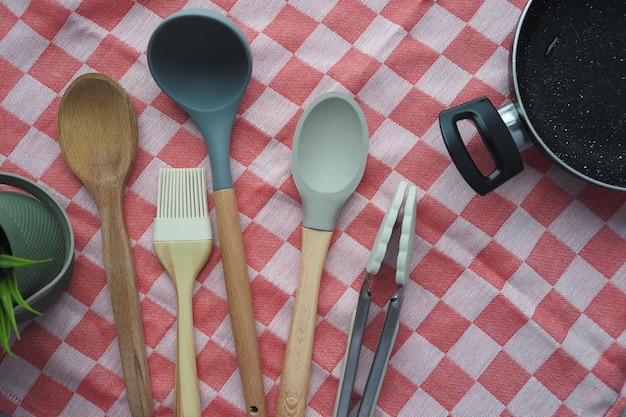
[213,188,267,417]
[276,227,333,417]
[97,186,154,417]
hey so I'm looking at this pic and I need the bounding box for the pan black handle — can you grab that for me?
[439,97,523,195]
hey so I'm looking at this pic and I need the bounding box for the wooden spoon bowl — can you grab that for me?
[58,73,137,189]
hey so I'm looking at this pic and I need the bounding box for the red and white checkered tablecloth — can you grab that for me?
[2,0,626,416]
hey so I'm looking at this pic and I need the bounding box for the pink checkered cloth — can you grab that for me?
[2,0,626,416]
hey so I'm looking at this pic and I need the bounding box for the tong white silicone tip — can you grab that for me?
[366,181,407,275]
[396,184,416,285]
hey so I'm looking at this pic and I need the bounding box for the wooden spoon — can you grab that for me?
[58,73,154,417]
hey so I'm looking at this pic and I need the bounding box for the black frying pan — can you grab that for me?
[439,0,626,195]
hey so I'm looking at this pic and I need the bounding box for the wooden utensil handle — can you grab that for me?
[276,227,333,417]
[175,276,201,417]
[214,188,267,417]
[97,186,154,417]
[154,240,211,417]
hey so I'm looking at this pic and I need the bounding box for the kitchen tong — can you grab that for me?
[334,181,417,417]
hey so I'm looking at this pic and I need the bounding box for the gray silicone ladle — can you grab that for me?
[277,92,369,417]
[147,10,266,417]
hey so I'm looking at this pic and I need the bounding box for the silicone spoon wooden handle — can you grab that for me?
[96,185,153,417]
[276,227,333,417]
[214,188,266,417]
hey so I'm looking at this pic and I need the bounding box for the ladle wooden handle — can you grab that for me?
[277,227,333,417]
[213,188,267,417]
[95,185,154,417]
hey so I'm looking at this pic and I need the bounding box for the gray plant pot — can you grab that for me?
[0,172,74,322]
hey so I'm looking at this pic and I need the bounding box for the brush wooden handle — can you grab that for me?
[95,185,153,417]
[276,227,333,417]
[214,188,267,417]
[175,278,201,417]
[154,240,213,417]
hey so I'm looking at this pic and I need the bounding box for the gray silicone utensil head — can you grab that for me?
[147,9,252,191]
[292,92,369,231]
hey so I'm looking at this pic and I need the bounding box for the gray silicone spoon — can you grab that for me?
[277,92,369,417]
[147,10,265,417]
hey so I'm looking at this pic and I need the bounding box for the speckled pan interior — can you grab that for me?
[515,0,626,187]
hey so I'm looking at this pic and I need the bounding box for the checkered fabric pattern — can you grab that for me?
[1,0,626,416]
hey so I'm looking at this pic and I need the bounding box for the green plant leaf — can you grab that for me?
[0,296,15,357]
[0,279,18,340]
[7,274,41,316]
[0,254,49,356]
[0,254,52,269]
